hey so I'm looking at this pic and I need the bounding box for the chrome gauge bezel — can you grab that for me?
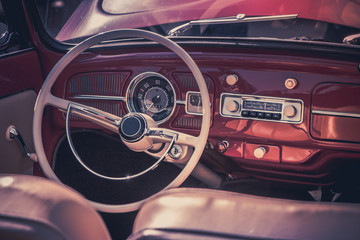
[126,72,176,124]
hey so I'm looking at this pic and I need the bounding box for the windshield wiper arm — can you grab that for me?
[168,14,298,36]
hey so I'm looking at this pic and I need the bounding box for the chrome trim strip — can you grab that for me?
[312,109,360,119]
[69,102,121,126]
[0,47,34,59]
[71,94,125,101]
[176,100,186,105]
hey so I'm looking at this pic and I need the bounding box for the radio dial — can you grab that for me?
[225,100,239,112]
[284,105,297,118]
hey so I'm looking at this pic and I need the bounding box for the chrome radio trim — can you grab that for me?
[220,93,304,124]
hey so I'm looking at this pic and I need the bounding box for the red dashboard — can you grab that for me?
[39,44,360,186]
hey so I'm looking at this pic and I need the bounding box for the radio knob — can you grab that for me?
[284,105,297,118]
[225,100,239,112]
[254,147,266,159]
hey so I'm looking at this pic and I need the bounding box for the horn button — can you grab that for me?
[119,114,147,142]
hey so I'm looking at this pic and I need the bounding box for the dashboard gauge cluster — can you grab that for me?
[126,72,176,124]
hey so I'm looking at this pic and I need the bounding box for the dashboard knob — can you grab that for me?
[254,147,266,159]
[226,74,238,86]
[284,78,297,89]
[225,100,239,112]
[216,141,229,153]
[284,105,297,118]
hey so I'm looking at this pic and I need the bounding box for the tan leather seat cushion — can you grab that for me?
[0,174,111,240]
[132,188,360,239]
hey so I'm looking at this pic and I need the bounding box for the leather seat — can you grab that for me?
[0,174,111,240]
[130,188,360,240]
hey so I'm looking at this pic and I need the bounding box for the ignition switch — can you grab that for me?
[169,144,183,160]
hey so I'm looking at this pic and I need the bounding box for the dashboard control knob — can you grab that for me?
[225,100,239,112]
[226,74,238,86]
[284,105,297,118]
[284,78,298,89]
[254,147,266,159]
[216,141,229,153]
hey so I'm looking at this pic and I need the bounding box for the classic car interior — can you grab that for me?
[1,0,360,239]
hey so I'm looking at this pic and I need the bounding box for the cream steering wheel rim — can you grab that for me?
[33,29,211,213]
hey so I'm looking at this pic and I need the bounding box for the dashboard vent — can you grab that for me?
[68,72,130,96]
[173,72,212,90]
[173,116,202,129]
[70,101,124,120]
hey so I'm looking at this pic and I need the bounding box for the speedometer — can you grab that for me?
[126,72,176,124]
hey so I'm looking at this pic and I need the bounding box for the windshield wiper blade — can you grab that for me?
[343,33,360,45]
[168,14,298,36]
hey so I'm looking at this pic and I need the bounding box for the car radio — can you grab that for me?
[220,93,303,124]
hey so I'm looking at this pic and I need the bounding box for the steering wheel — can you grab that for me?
[33,29,211,213]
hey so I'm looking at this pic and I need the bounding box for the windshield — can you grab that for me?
[36,0,360,45]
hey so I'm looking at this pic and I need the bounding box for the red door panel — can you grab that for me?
[0,50,43,97]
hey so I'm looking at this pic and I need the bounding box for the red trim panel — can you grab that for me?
[0,51,43,97]
[36,45,360,185]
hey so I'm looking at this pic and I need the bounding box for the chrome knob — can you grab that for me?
[226,74,238,86]
[225,100,239,112]
[254,147,266,159]
[284,105,297,118]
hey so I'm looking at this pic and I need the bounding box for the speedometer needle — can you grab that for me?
[146,102,154,112]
